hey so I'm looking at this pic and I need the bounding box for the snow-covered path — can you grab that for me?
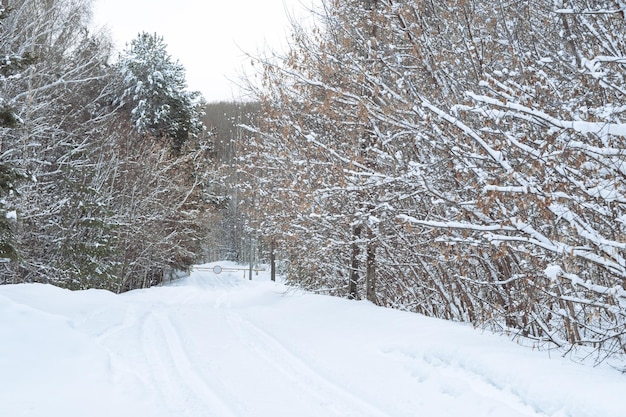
[1,262,624,417]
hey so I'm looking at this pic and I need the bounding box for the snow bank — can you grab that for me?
[1,263,624,417]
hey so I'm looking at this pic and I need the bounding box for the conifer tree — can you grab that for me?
[0,5,31,263]
[116,32,205,153]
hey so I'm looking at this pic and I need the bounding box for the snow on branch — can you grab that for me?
[397,214,516,233]
[419,99,514,173]
[467,93,626,139]
[545,265,626,303]
[553,8,626,15]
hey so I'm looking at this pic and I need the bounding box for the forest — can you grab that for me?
[0,0,214,291]
[240,0,626,364]
[1,0,625,364]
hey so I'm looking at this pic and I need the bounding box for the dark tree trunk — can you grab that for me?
[365,227,377,304]
[270,239,276,282]
[348,224,362,299]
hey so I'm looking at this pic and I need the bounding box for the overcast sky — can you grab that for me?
[92,0,314,102]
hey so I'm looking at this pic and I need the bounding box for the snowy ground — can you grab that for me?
[1,261,624,417]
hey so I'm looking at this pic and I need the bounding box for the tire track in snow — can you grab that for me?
[141,311,240,417]
[428,354,551,417]
[385,348,551,417]
[93,307,154,388]
[226,314,394,417]
[93,305,139,344]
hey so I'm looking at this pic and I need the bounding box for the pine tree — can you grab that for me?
[116,32,205,153]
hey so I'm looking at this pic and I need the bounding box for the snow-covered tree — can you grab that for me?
[89,117,214,291]
[116,32,205,153]
[248,0,626,362]
[0,0,122,286]
[0,5,32,263]
[383,0,626,359]
[0,1,218,290]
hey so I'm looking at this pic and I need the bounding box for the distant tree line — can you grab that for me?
[242,0,626,365]
[202,101,260,263]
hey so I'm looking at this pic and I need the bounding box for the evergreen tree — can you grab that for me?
[0,163,24,263]
[116,32,205,153]
[0,5,31,263]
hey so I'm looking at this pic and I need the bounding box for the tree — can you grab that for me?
[116,32,205,153]
[248,0,626,364]
[0,1,219,290]
[0,0,123,286]
[385,0,626,360]
[202,101,259,263]
[0,163,25,263]
[0,0,130,288]
[0,3,35,264]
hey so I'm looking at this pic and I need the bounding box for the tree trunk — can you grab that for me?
[270,239,276,282]
[365,227,377,304]
[348,224,362,299]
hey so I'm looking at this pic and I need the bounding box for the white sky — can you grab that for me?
[92,0,314,102]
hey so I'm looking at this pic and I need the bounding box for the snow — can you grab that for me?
[466,92,626,139]
[1,261,624,417]
[545,264,562,281]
